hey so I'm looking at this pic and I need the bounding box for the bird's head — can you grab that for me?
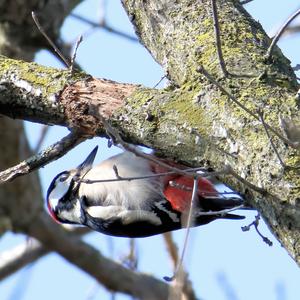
[46,146,98,224]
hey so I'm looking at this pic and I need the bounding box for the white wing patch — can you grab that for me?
[155,201,180,222]
[86,205,123,219]
[87,205,162,226]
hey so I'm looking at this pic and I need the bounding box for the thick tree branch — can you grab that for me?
[0,131,84,183]
[25,212,169,300]
[0,227,90,281]
[0,239,47,281]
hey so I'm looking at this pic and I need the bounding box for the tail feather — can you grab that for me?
[220,213,245,220]
[200,196,243,212]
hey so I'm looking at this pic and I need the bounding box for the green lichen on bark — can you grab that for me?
[0,55,89,124]
[121,0,300,265]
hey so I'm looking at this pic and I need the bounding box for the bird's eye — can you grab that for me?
[59,174,69,182]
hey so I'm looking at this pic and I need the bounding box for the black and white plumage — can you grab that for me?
[46,146,245,238]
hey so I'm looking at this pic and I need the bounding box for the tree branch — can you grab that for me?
[25,213,169,300]
[0,131,84,184]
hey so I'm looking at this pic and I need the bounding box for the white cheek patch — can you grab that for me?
[59,200,82,223]
[154,201,180,223]
[48,181,69,209]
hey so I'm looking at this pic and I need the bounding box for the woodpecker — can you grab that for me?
[46,146,245,238]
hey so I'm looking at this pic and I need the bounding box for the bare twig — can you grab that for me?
[225,164,268,195]
[197,66,294,147]
[100,118,201,177]
[266,7,300,59]
[31,11,71,67]
[78,167,223,184]
[70,35,83,75]
[164,177,198,283]
[241,214,273,246]
[259,112,300,170]
[0,131,84,184]
[163,232,179,266]
[33,125,49,153]
[211,0,228,77]
[121,239,138,271]
[163,233,198,300]
[153,75,167,88]
[70,13,138,42]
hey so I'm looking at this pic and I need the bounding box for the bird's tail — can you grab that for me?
[200,195,244,211]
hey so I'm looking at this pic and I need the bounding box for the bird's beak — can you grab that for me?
[76,146,98,176]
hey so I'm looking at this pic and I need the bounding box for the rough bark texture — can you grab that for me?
[0,0,299,276]
[119,0,300,264]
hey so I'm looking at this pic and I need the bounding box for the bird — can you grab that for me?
[46,146,245,238]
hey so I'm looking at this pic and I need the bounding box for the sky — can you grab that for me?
[0,1,300,300]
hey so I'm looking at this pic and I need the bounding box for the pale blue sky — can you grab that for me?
[1,1,299,299]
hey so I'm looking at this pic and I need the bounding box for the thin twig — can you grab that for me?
[0,131,84,184]
[164,177,198,283]
[225,164,268,195]
[163,232,179,266]
[31,11,71,67]
[153,75,167,88]
[33,125,49,153]
[70,35,83,75]
[197,66,294,147]
[163,234,197,300]
[121,239,138,271]
[266,7,300,59]
[79,167,223,184]
[241,214,273,246]
[100,118,202,177]
[71,13,138,42]
[211,0,228,77]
